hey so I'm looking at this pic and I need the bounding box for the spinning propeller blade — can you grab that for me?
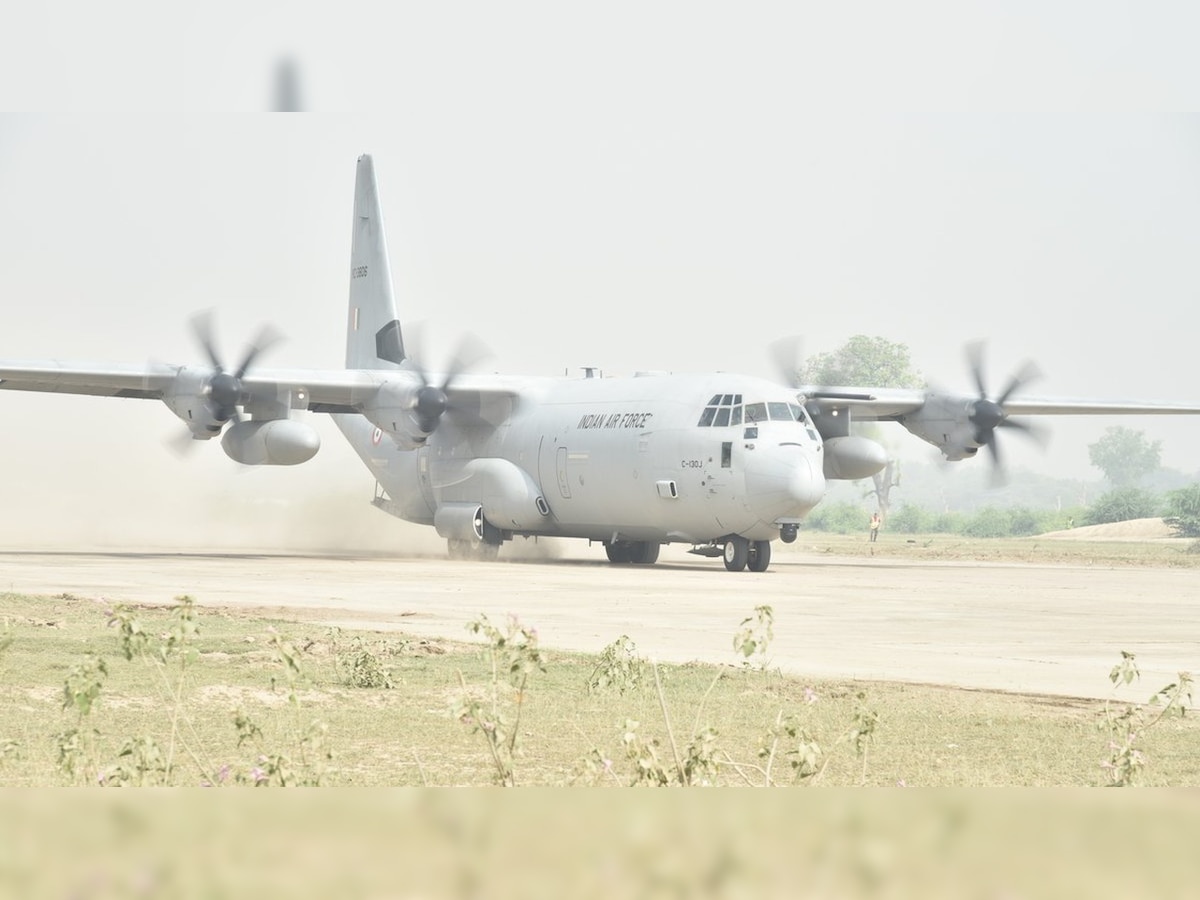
[963,341,1046,484]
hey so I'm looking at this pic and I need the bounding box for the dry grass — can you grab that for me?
[2,590,1196,787]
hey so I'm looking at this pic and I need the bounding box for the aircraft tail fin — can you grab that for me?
[346,154,405,371]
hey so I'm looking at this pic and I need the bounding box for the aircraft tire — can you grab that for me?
[605,541,633,563]
[629,541,660,565]
[723,537,749,572]
[747,540,772,572]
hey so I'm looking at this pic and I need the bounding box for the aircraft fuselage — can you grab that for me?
[336,371,826,548]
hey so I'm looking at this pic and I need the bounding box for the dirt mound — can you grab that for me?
[1041,517,1180,541]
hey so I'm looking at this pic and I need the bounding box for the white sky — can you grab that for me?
[1,4,1199,548]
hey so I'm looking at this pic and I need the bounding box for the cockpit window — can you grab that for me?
[743,402,767,423]
[767,401,792,421]
[696,392,743,427]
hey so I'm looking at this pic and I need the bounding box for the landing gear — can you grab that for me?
[719,537,771,572]
[747,540,771,572]
[605,542,632,563]
[629,541,660,565]
[606,540,660,565]
[723,536,749,572]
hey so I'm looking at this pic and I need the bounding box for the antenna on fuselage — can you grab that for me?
[581,367,602,379]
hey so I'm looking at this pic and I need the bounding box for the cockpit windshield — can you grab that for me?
[695,393,819,445]
[696,394,820,441]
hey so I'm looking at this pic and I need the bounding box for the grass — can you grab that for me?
[2,590,1196,787]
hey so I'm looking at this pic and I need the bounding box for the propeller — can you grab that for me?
[404,325,491,435]
[964,341,1046,483]
[769,335,804,389]
[192,311,283,426]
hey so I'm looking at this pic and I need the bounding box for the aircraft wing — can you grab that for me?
[799,386,1200,420]
[0,361,179,398]
[0,360,521,419]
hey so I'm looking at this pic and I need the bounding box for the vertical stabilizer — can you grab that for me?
[346,154,405,370]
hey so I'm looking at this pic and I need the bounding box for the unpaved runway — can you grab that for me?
[3,545,1197,701]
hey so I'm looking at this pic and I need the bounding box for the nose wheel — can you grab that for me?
[724,537,772,572]
[747,540,771,572]
[723,537,748,571]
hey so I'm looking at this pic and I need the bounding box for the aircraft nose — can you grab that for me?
[744,443,826,520]
[787,453,825,513]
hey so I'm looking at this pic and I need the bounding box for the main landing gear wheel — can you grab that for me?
[747,540,772,572]
[606,541,660,565]
[723,536,749,572]
[605,542,632,563]
[629,541,660,565]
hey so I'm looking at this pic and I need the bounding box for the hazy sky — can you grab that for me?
[2,5,1199,548]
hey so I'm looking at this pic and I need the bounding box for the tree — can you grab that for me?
[1087,427,1162,488]
[798,335,924,389]
[799,335,922,522]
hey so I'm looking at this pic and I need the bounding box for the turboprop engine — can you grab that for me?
[221,419,320,466]
[361,380,434,450]
[162,367,226,438]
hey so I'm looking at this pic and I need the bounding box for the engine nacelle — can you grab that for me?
[361,381,429,450]
[221,420,320,466]
[897,394,981,461]
[822,436,888,480]
[161,368,224,437]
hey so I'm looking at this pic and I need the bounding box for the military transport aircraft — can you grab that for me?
[4,155,1200,571]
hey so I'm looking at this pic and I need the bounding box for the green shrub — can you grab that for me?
[1085,488,1160,525]
[962,507,1012,538]
[806,502,870,534]
[1164,484,1200,537]
[888,503,930,534]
